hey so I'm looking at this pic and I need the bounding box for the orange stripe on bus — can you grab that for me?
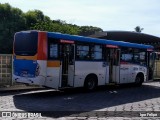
[16,54,37,60]
[47,61,60,67]
[37,32,47,60]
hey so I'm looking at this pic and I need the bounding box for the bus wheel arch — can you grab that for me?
[135,72,144,86]
[84,74,98,91]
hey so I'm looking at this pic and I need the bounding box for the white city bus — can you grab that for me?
[13,31,155,90]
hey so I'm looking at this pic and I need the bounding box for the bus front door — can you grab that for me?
[148,52,156,80]
[61,44,75,87]
[108,48,120,84]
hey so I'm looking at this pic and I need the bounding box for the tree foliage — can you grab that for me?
[0,3,103,53]
[31,20,80,35]
[0,3,26,53]
[24,10,50,29]
[79,26,103,36]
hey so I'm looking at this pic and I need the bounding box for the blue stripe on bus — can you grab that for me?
[14,59,38,78]
[47,32,153,49]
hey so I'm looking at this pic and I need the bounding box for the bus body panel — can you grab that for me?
[44,60,61,88]
[68,64,75,87]
[74,61,106,87]
[105,66,109,84]
[37,60,47,79]
[120,64,131,83]
[112,66,120,83]
[46,67,60,88]
[13,75,46,85]
[120,64,147,83]
[13,59,46,86]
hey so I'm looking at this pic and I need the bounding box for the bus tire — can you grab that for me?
[84,75,97,91]
[135,73,144,86]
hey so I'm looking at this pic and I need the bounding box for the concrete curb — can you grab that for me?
[153,78,160,81]
[0,85,45,93]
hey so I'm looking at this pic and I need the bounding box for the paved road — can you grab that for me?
[1,81,160,120]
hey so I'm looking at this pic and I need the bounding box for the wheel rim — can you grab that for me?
[88,79,95,90]
[136,77,141,84]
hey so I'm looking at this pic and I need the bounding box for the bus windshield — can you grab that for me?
[14,32,38,56]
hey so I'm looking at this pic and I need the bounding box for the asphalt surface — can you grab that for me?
[1,81,160,120]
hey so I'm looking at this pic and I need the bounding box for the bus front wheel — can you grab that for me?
[84,76,97,91]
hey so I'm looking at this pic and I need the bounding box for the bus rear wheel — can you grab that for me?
[84,76,97,91]
[135,74,143,86]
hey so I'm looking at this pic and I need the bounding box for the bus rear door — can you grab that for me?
[60,40,75,87]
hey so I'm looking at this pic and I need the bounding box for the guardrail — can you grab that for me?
[0,54,12,86]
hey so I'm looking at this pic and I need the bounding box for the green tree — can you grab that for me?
[0,3,103,53]
[24,10,50,29]
[0,3,26,53]
[79,26,103,36]
[31,21,80,35]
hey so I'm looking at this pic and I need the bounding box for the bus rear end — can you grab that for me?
[13,31,47,86]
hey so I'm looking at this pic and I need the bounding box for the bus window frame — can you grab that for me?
[75,42,104,61]
[120,47,147,65]
[48,38,60,60]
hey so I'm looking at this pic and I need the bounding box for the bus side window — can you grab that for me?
[49,43,59,59]
[76,44,103,60]
[120,47,133,62]
[76,45,90,60]
[91,45,102,60]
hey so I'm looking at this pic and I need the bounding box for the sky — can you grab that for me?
[0,0,160,37]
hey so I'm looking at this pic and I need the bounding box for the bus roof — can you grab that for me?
[47,32,154,49]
